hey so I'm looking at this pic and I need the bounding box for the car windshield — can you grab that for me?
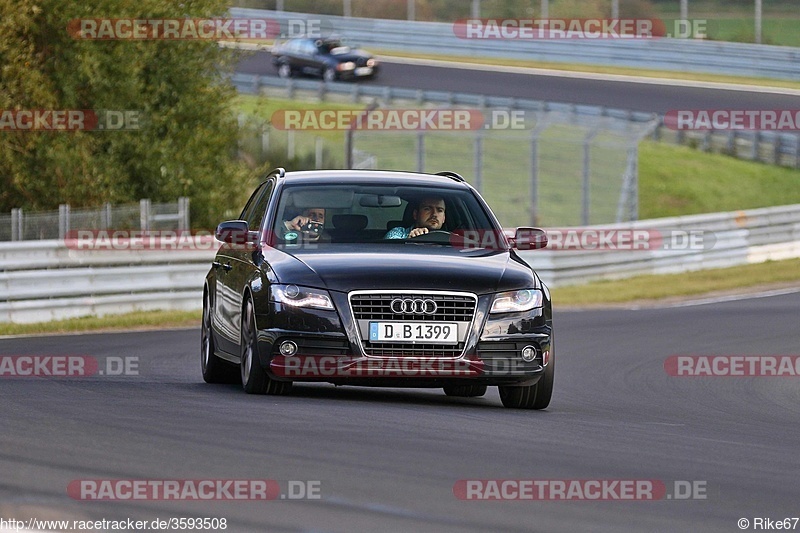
[269,182,502,248]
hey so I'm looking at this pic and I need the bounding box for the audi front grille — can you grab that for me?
[348,291,477,358]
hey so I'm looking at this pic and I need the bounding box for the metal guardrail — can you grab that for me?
[0,240,216,324]
[1,204,799,323]
[518,204,800,287]
[229,8,800,81]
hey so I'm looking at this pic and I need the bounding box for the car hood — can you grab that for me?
[266,244,538,295]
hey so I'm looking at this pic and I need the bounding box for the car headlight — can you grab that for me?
[271,284,334,310]
[490,289,543,314]
[366,58,377,67]
[337,61,356,71]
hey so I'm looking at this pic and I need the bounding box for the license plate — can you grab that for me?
[355,67,373,76]
[369,322,458,344]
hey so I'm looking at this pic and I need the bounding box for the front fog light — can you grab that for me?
[521,345,537,362]
[279,341,298,356]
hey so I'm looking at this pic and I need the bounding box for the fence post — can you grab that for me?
[315,137,324,169]
[773,134,782,166]
[471,0,480,18]
[261,127,270,155]
[103,202,112,229]
[416,131,425,173]
[58,204,70,240]
[473,129,483,194]
[11,208,22,241]
[140,199,151,231]
[288,129,295,160]
[530,130,540,226]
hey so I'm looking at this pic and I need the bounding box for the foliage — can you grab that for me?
[0,0,251,228]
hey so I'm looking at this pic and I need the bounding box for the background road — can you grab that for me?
[2,291,799,532]
[235,52,800,114]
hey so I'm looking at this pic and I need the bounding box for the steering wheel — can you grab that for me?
[412,230,453,243]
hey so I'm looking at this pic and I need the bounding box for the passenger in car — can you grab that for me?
[384,197,446,239]
[281,207,327,242]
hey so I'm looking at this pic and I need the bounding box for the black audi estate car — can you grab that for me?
[202,169,554,409]
[271,37,379,82]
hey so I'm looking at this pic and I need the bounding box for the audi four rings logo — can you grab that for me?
[390,298,438,315]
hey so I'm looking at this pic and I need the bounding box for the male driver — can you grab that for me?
[282,207,326,241]
[384,197,446,239]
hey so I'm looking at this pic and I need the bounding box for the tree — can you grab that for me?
[0,0,250,228]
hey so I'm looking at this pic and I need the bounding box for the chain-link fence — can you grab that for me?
[0,198,190,241]
[350,112,657,227]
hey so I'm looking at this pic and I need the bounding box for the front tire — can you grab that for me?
[201,291,237,384]
[498,347,554,410]
[278,62,292,79]
[240,298,292,395]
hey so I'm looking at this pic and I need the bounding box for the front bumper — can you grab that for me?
[255,291,551,387]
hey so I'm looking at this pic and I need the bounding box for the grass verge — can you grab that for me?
[0,310,201,337]
[551,258,800,306]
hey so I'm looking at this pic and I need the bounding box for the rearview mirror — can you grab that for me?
[359,194,402,207]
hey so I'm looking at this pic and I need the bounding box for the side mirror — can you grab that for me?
[510,227,548,250]
[215,220,254,245]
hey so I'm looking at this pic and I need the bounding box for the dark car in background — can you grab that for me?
[271,37,379,82]
[202,169,554,409]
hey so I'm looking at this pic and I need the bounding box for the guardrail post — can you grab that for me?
[751,132,759,161]
[11,208,22,241]
[407,0,415,21]
[140,199,151,231]
[795,136,800,169]
[178,197,190,230]
[344,0,351,17]
[58,204,70,240]
[726,131,736,156]
[702,130,711,152]
[773,135,782,166]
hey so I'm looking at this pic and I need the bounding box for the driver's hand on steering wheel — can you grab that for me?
[408,227,429,238]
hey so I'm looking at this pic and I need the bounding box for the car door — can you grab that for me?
[214,179,274,353]
[300,39,321,76]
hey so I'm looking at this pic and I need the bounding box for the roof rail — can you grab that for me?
[435,171,465,182]
[266,167,286,181]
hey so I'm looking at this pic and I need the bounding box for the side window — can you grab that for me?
[240,180,274,232]
[302,41,317,55]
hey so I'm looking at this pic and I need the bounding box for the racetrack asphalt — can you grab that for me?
[235,51,800,114]
[2,291,799,532]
